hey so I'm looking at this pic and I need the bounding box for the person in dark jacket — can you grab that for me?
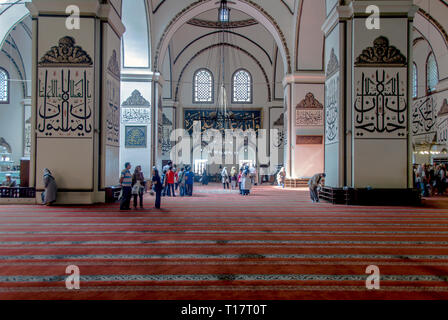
[151,167,163,209]
[132,165,145,209]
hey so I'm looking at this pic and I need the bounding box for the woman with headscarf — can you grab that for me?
[241,165,252,196]
[230,167,237,190]
[151,167,163,209]
[277,167,286,188]
[221,167,230,189]
[42,168,57,206]
[132,165,145,209]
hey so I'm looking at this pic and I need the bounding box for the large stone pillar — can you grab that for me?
[322,0,418,204]
[27,0,125,204]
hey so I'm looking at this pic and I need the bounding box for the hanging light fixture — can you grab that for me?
[218,0,230,23]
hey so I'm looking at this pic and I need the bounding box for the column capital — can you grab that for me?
[322,5,352,35]
[350,1,418,18]
[283,72,326,87]
[26,0,101,17]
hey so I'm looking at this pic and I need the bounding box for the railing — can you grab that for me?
[0,187,36,199]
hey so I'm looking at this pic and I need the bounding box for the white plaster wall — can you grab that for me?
[119,82,152,178]
[0,57,24,165]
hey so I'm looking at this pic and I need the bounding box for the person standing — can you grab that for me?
[119,162,133,210]
[308,173,326,203]
[185,166,194,196]
[151,167,163,209]
[177,167,186,197]
[174,167,179,191]
[238,168,243,194]
[42,168,57,206]
[132,165,145,209]
[201,168,209,185]
[221,167,230,189]
[241,166,252,196]
[230,167,237,190]
[166,166,175,197]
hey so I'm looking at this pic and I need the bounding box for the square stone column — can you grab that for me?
[27,0,125,204]
[323,1,417,189]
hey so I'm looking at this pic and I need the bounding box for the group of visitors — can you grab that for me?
[161,161,195,198]
[119,161,197,211]
[414,163,448,197]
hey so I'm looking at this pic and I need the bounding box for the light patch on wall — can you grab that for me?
[122,0,150,68]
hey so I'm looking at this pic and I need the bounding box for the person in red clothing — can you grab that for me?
[166,166,176,197]
[174,167,179,190]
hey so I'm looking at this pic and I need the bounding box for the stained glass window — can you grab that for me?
[412,63,418,98]
[232,69,252,103]
[0,68,8,103]
[427,53,438,94]
[193,69,213,103]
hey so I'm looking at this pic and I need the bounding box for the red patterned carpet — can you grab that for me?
[0,184,448,300]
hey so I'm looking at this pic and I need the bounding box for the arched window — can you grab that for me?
[193,69,214,103]
[232,69,252,103]
[0,68,9,104]
[412,63,418,98]
[426,53,438,94]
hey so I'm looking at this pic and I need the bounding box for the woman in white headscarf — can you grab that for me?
[221,167,230,190]
[42,168,57,206]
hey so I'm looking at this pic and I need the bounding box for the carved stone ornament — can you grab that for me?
[122,90,151,107]
[326,48,339,77]
[39,36,93,67]
[273,114,284,126]
[438,99,448,117]
[296,92,323,109]
[162,113,173,126]
[355,36,407,66]
[107,49,120,79]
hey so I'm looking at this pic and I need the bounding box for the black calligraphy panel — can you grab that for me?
[184,109,262,135]
[37,68,94,137]
[325,73,339,144]
[353,68,407,139]
[412,97,437,144]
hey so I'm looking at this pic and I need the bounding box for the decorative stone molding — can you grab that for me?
[39,36,93,66]
[355,36,407,66]
[296,93,323,109]
[122,90,150,107]
[296,135,323,145]
[273,114,284,126]
[107,49,120,79]
[187,18,258,29]
[438,99,448,117]
[326,48,339,77]
[0,137,12,153]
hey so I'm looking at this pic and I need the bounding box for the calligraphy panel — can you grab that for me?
[125,126,147,148]
[325,73,339,144]
[296,109,323,126]
[412,97,437,143]
[353,68,407,139]
[121,108,151,124]
[184,109,262,134]
[162,107,175,156]
[270,107,285,150]
[105,50,120,147]
[37,68,94,138]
